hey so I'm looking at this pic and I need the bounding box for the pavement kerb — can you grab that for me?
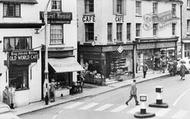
[15,73,169,116]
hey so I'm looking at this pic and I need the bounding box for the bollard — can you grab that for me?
[134,94,155,118]
[149,86,168,108]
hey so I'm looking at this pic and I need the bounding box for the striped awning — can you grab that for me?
[0,0,38,4]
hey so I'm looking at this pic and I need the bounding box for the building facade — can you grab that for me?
[0,0,82,107]
[77,0,182,84]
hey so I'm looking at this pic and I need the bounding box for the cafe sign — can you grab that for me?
[143,10,179,31]
[82,15,95,23]
[40,11,72,24]
[115,15,124,22]
[8,51,39,63]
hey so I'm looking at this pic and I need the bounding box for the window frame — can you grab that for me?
[153,23,158,36]
[116,23,123,42]
[50,24,64,45]
[188,0,190,8]
[3,3,21,17]
[172,23,176,36]
[187,20,190,35]
[107,23,113,43]
[136,23,141,37]
[85,23,94,42]
[85,0,94,13]
[153,2,158,14]
[3,37,32,51]
[51,0,62,11]
[116,0,123,14]
[172,4,176,17]
[136,1,141,16]
[126,23,131,41]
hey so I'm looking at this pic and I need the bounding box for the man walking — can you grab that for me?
[143,63,148,78]
[126,80,139,105]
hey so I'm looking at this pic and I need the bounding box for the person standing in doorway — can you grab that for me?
[142,63,148,78]
[126,80,139,106]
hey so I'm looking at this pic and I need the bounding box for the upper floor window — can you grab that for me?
[136,1,141,16]
[85,0,94,13]
[50,24,64,45]
[187,0,190,8]
[51,0,61,11]
[172,4,176,17]
[3,3,20,17]
[172,23,176,36]
[126,23,131,41]
[113,0,126,15]
[107,23,113,42]
[85,23,94,42]
[117,0,122,14]
[4,37,32,51]
[153,2,158,14]
[153,23,158,36]
[116,23,122,41]
[136,23,141,37]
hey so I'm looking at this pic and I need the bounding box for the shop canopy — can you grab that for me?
[48,57,84,73]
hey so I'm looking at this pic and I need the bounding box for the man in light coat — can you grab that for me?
[126,80,139,105]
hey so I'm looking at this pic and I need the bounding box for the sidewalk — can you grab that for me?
[12,70,169,116]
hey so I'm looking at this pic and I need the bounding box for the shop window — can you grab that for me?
[3,3,20,17]
[85,23,94,42]
[172,4,176,17]
[107,23,113,42]
[51,0,61,11]
[9,65,29,90]
[85,0,94,13]
[153,2,158,14]
[50,24,64,45]
[116,23,122,41]
[136,23,141,37]
[4,37,32,51]
[126,23,131,41]
[153,23,158,36]
[136,1,141,16]
[172,23,176,36]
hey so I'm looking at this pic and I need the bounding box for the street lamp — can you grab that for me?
[43,0,51,105]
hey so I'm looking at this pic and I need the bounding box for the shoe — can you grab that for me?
[136,103,140,105]
[125,102,128,105]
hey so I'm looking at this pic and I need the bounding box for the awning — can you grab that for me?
[48,57,84,73]
[0,0,38,4]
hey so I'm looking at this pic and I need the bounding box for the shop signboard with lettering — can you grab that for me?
[82,15,95,23]
[115,15,124,22]
[143,10,179,31]
[40,11,72,24]
[8,51,39,64]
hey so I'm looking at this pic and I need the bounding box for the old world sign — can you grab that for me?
[8,50,39,63]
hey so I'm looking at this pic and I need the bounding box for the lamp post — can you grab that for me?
[43,0,51,105]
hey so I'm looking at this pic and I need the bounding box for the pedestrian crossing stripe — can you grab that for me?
[110,105,127,112]
[94,104,113,111]
[64,101,190,118]
[79,102,98,110]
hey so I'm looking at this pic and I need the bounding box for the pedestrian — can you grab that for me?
[3,86,10,106]
[49,79,55,102]
[142,63,148,78]
[179,62,187,80]
[125,80,139,106]
[9,86,15,109]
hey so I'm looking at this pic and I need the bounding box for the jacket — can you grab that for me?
[130,83,137,95]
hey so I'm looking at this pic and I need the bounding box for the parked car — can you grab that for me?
[0,102,21,119]
[176,58,190,74]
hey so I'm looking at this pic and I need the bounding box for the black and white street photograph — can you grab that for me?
[0,0,190,119]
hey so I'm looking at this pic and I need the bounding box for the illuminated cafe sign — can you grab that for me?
[40,11,72,24]
[8,51,39,63]
[82,15,95,23]
[143,10,179,31]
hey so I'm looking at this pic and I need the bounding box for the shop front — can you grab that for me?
[79,44,134,85]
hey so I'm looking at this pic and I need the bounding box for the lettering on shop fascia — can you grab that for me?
[143,10,179,31]
[8,51,39,63]
[82,14,95,23]
[115,15,124,22]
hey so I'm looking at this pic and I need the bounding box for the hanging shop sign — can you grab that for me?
[82,15,95,23]
[115,15,124,22]
[143,10,179,31]
[8,50,39,63]
[40,11,72,24]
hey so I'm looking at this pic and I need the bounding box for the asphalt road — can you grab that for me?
[20,74,190,119]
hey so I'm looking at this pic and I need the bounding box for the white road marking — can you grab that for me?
[94,104,113,111]
[79,102,98,110]
[156,108,171,117]
[173,88,190,106]
[110,105,127,112]
[64,102,85,109]
[171,110,188,119]
[127,106,140,114]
